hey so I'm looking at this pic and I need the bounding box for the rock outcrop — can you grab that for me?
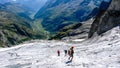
[50,19,94,40]
[88,0,120,38]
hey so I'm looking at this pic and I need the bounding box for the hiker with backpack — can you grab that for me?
[57,50,60,56]
[64,50,67,56]
[68,46,74,62]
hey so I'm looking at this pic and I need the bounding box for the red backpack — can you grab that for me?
[68,50,71,55]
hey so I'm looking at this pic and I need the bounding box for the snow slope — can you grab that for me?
[0,27,120,68]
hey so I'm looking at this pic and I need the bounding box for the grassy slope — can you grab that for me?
[0,3,47,47]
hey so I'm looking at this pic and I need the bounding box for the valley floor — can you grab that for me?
[0,27,120,68]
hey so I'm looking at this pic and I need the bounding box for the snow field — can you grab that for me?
[0,27,120,68]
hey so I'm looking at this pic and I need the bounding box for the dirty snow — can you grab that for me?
[0,27,120,68]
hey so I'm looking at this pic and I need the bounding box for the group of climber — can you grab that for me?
[57,46,74,62]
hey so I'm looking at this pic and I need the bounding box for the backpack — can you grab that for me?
[68,50,71,55]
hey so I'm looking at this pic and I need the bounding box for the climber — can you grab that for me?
[57,50,60,56]
[64,50,67,56]
[68,46,74,62]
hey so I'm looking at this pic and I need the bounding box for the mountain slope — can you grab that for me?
[88,0,120,38]
[35,0,110,32]
[4,2,34,20]
[0,3,45,47]
[51,19,94,40]
[0,0,48,12]
[0,26,120,68]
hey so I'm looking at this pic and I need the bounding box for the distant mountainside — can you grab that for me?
[88,0,120,38]
[0,3,46,47]
[0,0,114,47]
[3,2,33,20]
[0,0,47,12]
[35,0,110,32]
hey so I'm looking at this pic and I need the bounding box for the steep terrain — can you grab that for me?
[0,26,120,68]
[51,19,94,40]
[0,0,120,68]
[88,0,120,38]
[35,0,110,32]
[0,3,45,47]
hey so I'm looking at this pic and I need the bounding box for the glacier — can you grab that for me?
[0,26,120,68]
